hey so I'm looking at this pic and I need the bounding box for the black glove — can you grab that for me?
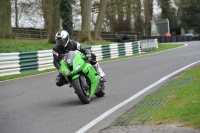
[91,53,96,61]
[86,53,91,61]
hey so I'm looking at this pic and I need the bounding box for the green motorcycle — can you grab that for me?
[59,51,105,104]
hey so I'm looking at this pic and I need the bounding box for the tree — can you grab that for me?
[158,0,171,19]
[106,0,117,32]
[0,0,12,38]
[178,0,200,33]
[58,0,73,35]
[158,0,178,28]
[133,0,143,34]
[42,0,60,43]
[11,0,44,28]
[14,0,19,28]
[124,0,132,31]
[106,0,134,32]
[41,0,48,29]
[80,0,92,43]
[144,0,153,35]
[94,0,106,40]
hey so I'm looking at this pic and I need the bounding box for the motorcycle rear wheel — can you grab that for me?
[72,77,91,104]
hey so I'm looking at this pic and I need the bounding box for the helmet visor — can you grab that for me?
[56,39,66,46]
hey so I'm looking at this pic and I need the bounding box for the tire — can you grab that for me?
[187,36,192,41]
[176,36,182,42]
[160,36,165,43]
[72,77,91,104]
[170,36,176,42]
[165,36,171,42]
[182,36,187,42]
[117,34,130,43]
[95,82,105,97]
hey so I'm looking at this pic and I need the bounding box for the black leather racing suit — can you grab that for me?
[52,40,96,86]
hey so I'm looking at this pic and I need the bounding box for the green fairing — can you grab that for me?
[60,51,100,97]
[82,63,100,96]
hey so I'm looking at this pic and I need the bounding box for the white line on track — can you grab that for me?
[76,60,200,133]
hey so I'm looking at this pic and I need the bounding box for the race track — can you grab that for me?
[0,41,200,133]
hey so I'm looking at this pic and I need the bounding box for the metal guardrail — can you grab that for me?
[0,40,158,77]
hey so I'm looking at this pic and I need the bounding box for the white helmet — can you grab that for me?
[55,30,69,48]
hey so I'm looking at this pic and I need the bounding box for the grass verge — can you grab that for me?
[0,38,114,53]
[114,64,200,130]
[146,65,200,129]
[0,39,53,53]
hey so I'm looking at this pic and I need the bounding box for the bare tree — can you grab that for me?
[106,0,134,32]
[80,0,92,43]
[144,0,153,35]
[15,0,19,28]
[41,0,48,29]
[94,0,106,40]
[124,0,132,31]
[0,0,12,38]
[106,0,116,32]
[42,0,60,43]
[133,0,143,34]
[11,0,44,28]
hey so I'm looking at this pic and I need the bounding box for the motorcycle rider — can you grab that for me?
[52,29,106,87]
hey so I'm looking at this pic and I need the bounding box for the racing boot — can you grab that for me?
[55,73,68,87]
[93,62,106,82]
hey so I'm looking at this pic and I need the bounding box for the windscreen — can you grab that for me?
[64,51,76,67]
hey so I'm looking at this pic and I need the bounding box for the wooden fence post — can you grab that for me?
[40,29,43,39]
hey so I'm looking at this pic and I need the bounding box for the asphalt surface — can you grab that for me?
[0,41,200,133]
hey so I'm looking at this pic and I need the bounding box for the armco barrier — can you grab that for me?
[0,51,54,76]
[88,42,141,60]
[0,40,157,77]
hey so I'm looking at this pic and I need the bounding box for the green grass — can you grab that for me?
[0,38,114,53]
[82,40,115,46]
[114,64,200,130]
[146,65,200,129]
[0,39,53,53]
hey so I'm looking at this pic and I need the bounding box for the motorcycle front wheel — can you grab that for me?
[95,82,105,97]
[72,77,91,104]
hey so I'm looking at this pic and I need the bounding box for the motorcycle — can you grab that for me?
[59,50,105,104]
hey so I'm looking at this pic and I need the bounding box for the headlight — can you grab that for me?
[64,71,73,76]
[75,65,80,72]
[64,71,69,76]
